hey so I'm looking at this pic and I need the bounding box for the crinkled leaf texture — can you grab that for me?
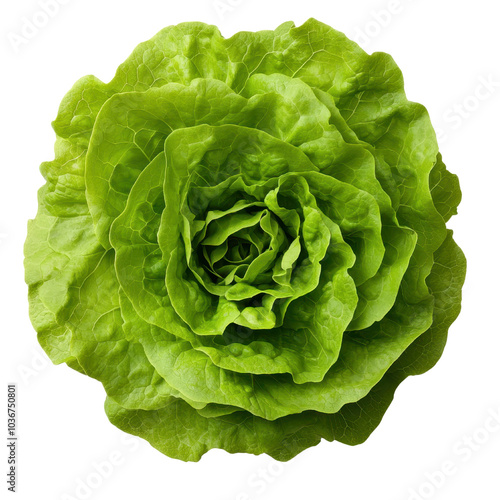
[24,19,466,461]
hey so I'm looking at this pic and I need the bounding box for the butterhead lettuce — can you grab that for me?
[24,19,466,461]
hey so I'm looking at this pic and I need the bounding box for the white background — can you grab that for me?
[1,0,499,499]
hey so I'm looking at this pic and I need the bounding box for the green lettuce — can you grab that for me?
[24,18,466,461]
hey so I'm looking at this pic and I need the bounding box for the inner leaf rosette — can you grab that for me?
[24,19,465,461]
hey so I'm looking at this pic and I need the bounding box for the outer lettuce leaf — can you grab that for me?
[104,230,465,461]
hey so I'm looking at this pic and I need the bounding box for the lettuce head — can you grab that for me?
[24,19,466,461]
